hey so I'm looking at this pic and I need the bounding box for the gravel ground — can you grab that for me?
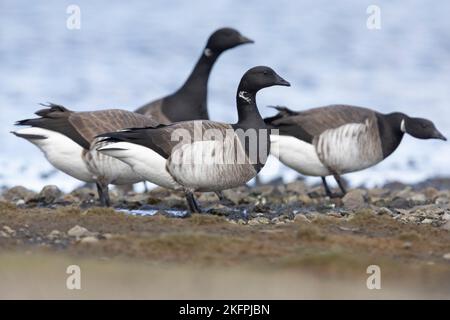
[1,178,450,299]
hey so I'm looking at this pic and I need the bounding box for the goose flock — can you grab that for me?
[12,27,447,213]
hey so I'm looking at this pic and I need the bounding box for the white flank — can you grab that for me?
[315,121,383,174]
[168,139,256,191]
[97,142,181,190]
[270,135,330,176]
[13,127,95,182]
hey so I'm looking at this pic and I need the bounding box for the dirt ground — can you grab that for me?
[1,190,450,299]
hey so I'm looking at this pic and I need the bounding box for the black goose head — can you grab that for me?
[238,66,290,94]
[402,117,447,141]
[205,27,253,55]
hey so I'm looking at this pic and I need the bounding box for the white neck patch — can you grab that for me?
[400,119,406,133]
[204,48,212,57]
[238,91,252,104]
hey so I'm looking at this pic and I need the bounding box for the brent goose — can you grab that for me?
[12,104,158,206]
[135,27,253,123]
[265,105,447,196]
[97,66,290,213]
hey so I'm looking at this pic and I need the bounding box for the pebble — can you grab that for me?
[342,190,366,210]
[37,185,62,204]
[80,236,99,244]
[402,241,412,249]
[47,230,61,240]
[67,225,91,238]
[3,225,16,235]
[421,218,433,224]
[0,231,10,238]
[443,253,450,260]
[248,217,270,225]
[294,214,310,223]
[377,207,394,216]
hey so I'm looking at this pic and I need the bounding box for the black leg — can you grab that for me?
[333,174,347,195]
[143,182,149,193]
[321,176,333,197]
[96,182,111,207]
[214,191,234,206]
[185,191,201,214]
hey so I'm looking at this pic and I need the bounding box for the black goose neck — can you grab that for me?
[377,112,407,158]
[178,49,219,95]
[235,86,264,126]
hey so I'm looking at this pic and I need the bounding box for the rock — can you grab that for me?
[421,218,433,224]
[390,197,411,209]
[37,185,62,204]
[80,236,99,244]
[47,230,61,240]
[377,207,394,216]
[297,194,312,205]
[248,217,270,225]
[67,225,91,238]
[15,199,25,206]
[70,187,96,203]
[294,214,310,223]
[442,213,450,221]
[423,187,439,200]
[443,253,450,260]
[342,190,366,210]
[402,241,412,249]
[3,225,16,236]
[435,197,450,205]
[409,193,427,203]
[2,186,36,202]
[0,231,10,238]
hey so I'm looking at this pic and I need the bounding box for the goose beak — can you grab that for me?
[275,75,291,87]
[433,130,447,141]
[239,35,254,45]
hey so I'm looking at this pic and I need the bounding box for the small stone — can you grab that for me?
[67,225,91,238]
[80,236,99,244]
[3,225,16,235]
[16,199,25,206]
[47,230,61,240]
[409,193,427,203]
[443,253,450,260]
[402,241,412,249]
[377,207,394,216]
[248,217,270,225]
[103,233,113,240]
[442,213,450,221]
[421,218,433,224]
[0,231,10,238]
[2,186,36,202]
[342,190,366,210]
[294,214,310,223]
[297,194,312,205]
[237,219,247,225]
[37,185,62,204]
[435,197,449,205]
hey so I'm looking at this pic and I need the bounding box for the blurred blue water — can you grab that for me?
[1,0,450,191]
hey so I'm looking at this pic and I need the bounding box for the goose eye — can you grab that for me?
[263,71,268,75]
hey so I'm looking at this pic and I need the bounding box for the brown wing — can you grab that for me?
[69,109,158,144]
[98,120,233,159]
[134,98,171,124]
[16,104,158,150]
[266,104,376,137]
